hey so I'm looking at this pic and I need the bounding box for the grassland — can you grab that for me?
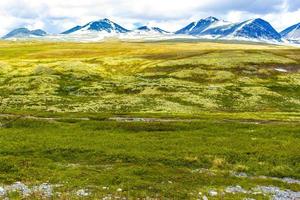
[0,40,299,199]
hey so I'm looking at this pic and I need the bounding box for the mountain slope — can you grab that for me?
[281,22,300,41]
[176,16,220,35]
[2,28,47,39]
[62,18,129,34]
[228,18,281,41]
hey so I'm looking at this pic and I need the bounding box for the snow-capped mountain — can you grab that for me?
[133,26,169,34]
[62,18,129,34]
[280,22,300,42]
[2,28,47,39]
[176,17,282,42]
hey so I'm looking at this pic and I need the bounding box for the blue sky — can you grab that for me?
[0,0,299,35]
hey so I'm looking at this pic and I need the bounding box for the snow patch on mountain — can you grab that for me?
[281,22,300,42]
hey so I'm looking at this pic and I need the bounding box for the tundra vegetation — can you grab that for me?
[0,40,299,199]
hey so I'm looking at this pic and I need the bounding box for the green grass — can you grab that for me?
[0,118,299,199]
[0,40,299,199]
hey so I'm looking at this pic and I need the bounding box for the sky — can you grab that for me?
[0,0,299,36]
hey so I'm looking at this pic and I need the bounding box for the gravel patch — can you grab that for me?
[32,183,53,198]
[1,182,57,198]
[231,172,300,185]
[223,185,300,200]
[7,182,31,196]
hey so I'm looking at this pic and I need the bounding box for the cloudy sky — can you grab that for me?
[0,0,299,35]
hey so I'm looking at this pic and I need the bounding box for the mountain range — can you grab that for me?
[2,17,299,44]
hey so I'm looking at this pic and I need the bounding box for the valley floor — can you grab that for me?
[0,40,299,199]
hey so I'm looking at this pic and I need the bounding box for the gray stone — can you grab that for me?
[8,182,31,196]
[253,186,300,200]
[0,187,6,196]
[208,190,218,196]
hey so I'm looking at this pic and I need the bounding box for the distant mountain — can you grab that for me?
[133,26,170,34]
[62,18,129,34]
[280,22,300,42]
[2,17,294,44]
[2,28,47,39]
[176,16,221,35]
[176,17,282,42]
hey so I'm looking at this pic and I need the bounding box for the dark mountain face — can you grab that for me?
[3,28,47,39]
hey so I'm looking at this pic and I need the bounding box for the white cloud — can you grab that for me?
[0,0,299,36]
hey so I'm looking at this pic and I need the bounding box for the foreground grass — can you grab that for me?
[0,117,299,199]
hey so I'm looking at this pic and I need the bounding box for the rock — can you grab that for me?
[225,185,247,194]
[232,172,248,178]
[0,187,6,196]
[202,195,208,200]
[76,189,89,197]
[208,190,218,196]
[275,68,288,73]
